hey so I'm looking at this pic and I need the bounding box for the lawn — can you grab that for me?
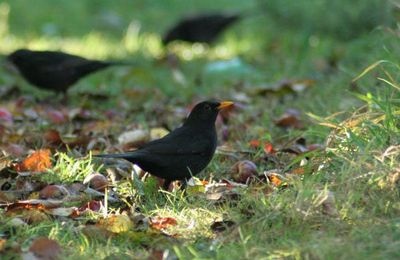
[0,0,399,259]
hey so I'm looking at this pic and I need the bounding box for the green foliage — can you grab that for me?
[265,0,394,40]
[0,0,400,259]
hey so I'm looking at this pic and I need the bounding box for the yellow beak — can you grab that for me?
[217,101,234,110]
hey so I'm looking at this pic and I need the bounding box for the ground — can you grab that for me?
[0,0,399,259]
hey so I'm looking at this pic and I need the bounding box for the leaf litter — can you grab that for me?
[0,74,328,258]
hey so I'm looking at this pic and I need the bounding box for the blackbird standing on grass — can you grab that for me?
[95,100,234,189]
[7,49,132,94]
[162,12,241,45]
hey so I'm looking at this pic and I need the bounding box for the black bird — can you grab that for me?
[7,49,131,94]
[162,12,241,45]
[95,100,234,189]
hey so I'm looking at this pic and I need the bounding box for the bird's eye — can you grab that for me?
[204,104,211,110]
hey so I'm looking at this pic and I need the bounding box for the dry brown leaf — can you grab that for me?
[275,110,304,129]
[39,185,69,200]
[230,160,258,183]
[290,167,305,175]
[78,200,102,212]
[28,237,61,260]
[70,200,102,218]
[43,129,64,147]
[83,173,108,192]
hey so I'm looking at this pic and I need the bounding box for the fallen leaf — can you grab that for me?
[150,127,169,140]
[6,199,63,209]
[78,200,102,212]
[83,173,108,192]
[28,237,62,260]
[203,180,244,202]
[97,214,133,233]
[39,185,69,200]
[15,149,52,173]
[3,144,25,157]
[248,139,260,148]
[118,129,149,147]
[46,207,77,217]
[275,109,304,129]
[248,140,276,154]
[290,167,305,175]
[70,200,102,218]
[268,174,282,187]
[210,220,236,233]
[150,217,177,230]
[263,142,276,154]
[43,129,64,147]
[46,109,67,124]
[230,160,258,183]
[254,79,316,96]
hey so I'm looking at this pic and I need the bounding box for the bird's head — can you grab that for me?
[7,49,31,66]
[185,100,234,126]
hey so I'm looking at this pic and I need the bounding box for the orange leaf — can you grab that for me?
[249,140,276,154]
[248,140,260,148]
[150,217,177,230]
[269,175,282,186]
[200,180,209,186]
[263,142,276,154]
[16,149,52,172]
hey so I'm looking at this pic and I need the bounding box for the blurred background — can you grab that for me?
[0,0,397,104]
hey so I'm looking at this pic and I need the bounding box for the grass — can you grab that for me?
[0,0,400,259]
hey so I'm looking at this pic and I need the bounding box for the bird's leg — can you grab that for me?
[162,179,172,190]
[180,179,188,190]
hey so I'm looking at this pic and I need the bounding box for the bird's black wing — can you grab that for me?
[96,129,213,159]
[143,136,213,155]
[27,51,104,73]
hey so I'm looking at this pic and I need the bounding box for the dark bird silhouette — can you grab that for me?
[7,49,131,94]
[95,100,234,189]
[162,12,241,45]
